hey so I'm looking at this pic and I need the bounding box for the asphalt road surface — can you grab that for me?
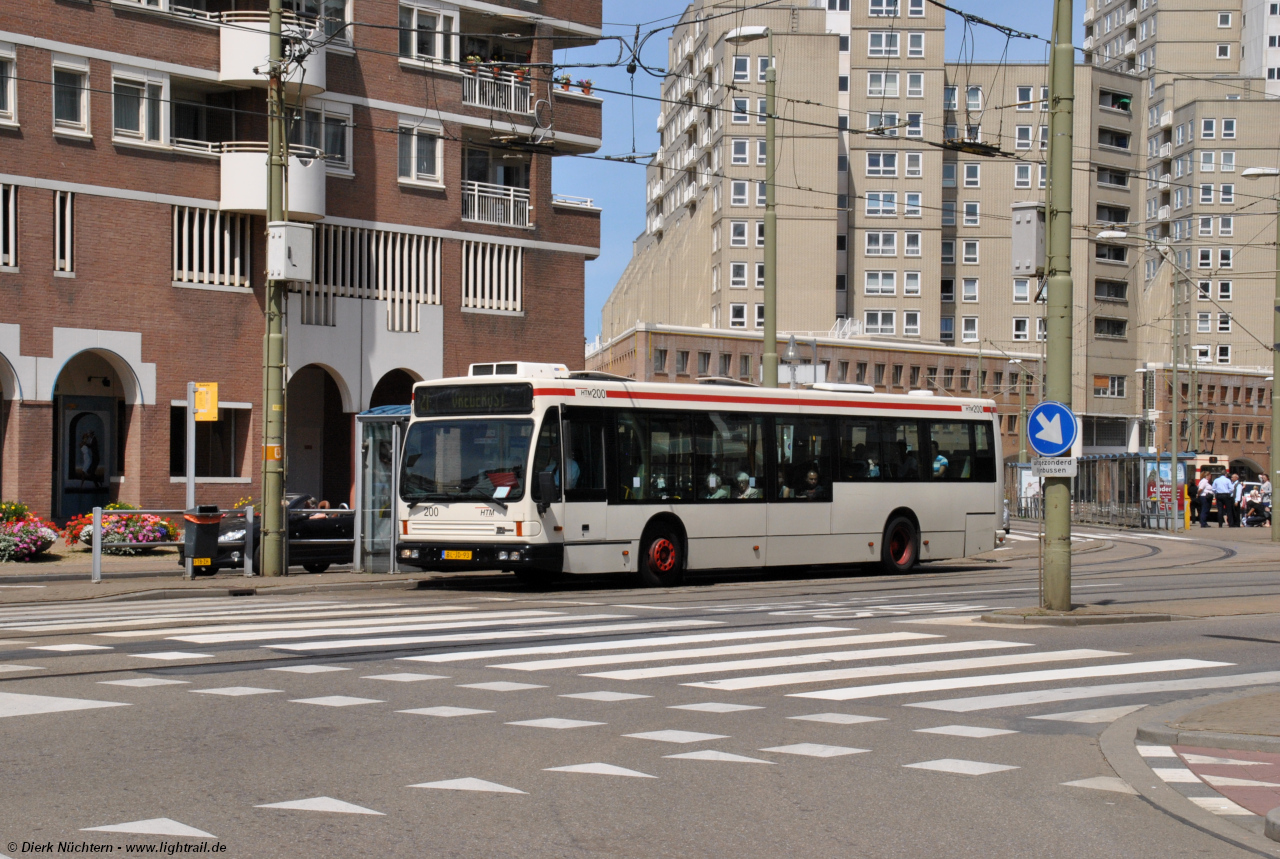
[0,527,1277,858]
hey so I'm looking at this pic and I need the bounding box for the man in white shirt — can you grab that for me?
[1231,473,1245,527]
[1211,472,1234,528]
[1196,473,1213,528]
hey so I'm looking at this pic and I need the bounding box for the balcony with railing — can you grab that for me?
[462,181,531,228]
[462,69,533,114]
[219,11,326,95]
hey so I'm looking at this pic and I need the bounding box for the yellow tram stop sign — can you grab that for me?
[193,382,219,422]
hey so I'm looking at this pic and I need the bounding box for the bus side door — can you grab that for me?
[561,408,625,573]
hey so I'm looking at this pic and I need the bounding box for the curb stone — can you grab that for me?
[1136,724,1280,755]
[1099,689,1280,856]
[981,612,1180,626]
[1267,809,1280,843]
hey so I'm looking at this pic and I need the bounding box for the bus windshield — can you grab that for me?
[400,419,534,504]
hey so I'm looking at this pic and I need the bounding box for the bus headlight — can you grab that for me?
[497,551,509,561]
[400,548,420,559]
[509,551,521,561]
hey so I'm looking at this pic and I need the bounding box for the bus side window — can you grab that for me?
[774,416,832,500]
[615,412,694,502]
[882,420,922,482]
[530,406,561,502]
[564,415,607,501]
[971,420,996,482]
[927,421,969,481]
[838,418,883,482]
[695,413,764,501]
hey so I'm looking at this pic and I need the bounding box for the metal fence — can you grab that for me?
[1005,455,1189,531]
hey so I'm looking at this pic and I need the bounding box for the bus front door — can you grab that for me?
[562,410,627,573]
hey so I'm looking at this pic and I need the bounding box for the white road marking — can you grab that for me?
[1136,745,1178,758]
[1200,774,1280,788]
[171,611,605,644]
[788,713,886,725]
[1181,753,1268,767]
[1028,705,1146,724]
[1152,767,1200,783]
[255,797,383,815]
[361,673,447,682]
[1188,796,1255,815]
[406,626,850,663]
[409,778,525,794]
[496,632,942,672]
[290,696,384,707]
[590,639,1029,682]
[544,763,656,778]
[904,759,1018,776]
[760,743,869,758]
[611,605,682,610]
[458,682,546,692]
[192,687,282,697]
[51,605,447,635]
[99,678,189,688]
[0,691,129,718]
[914,725,1018,738]
[907,669,1275,712]
[268,616,677,652]
[28,644,112,652]
[559,691,652,702]
[506,718,605,730]
[795,658,1227,702]
[624,730,728,744]
[669,703,762,713]
[129,651,212,661]
[399,707,493,718]
[1060,777,1138,795]
[384,621,730,657]
[0,664,45,672]
[1002,533,1037,542]
[267,665,349,674]
[83,819,214,837]
[665,750,775,764]
[690,649,1125,693]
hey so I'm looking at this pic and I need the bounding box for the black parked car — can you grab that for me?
[177,494,354,575]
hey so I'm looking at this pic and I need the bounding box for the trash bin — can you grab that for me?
[184,505,224,572]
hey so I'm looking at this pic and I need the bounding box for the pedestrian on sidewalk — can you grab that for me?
[1231,473,1245,527]
[1196,472,1213,527]
[1211,471,1234,528]
[1263,475,1273,511]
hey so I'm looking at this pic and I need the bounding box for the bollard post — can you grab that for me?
[244,505,255,577]
[91,506,103,584]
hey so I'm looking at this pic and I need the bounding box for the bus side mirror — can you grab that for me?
[537,471,557,515]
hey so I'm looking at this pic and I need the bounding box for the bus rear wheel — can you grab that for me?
[639,524,685,588]
[880,516,919,574]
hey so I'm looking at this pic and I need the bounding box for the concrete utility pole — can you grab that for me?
[1170,274,1180,532]
[1042,0,1074,610]
[1240,167,1280,542]
[762,30,778,388]
[261,0,287,577]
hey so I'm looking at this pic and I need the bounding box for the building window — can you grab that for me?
[962,240,979,264]
[1097,128,1129,150]
[675,351,690,374]
[1014,164,1031,188]
[866,231,897,256]
[963,163,980,187]
[169,406,246,478]
[839,35,850,52]
[1036,318,1047,341]
[730,138,748,165]
[754,303,765,328]
[756,181,767,206]
[865,271,896,295]
[1094,317,1127,338]
[732,98,749,123]
[1095,278,1127,301]
[1221,151,1235,172]
[112,74,165,144]
[966,86,982,111]
[1218,312,1232,332]
[740,354,751,379]
[908,33,924,57]
[1222,119,1236,138]
[0,49,14,125]
[942,163,956,187]
[1216,345,1231,364]
[1093,375,1126,397]
[731,181,748,206]
[940,277,955,302]
[961,278,978,302]
[868,111,899,136]
[1217,44,1230,59]
[963,201,979,226]
[943,86,957,110]
[961,317,978,342]
[1219,247,1233,268]
[1015,125,1032,149]
[732,56,748,82]
[869,0,900,16]
[0,184,14,269]
[906,152,922,177]
[729,221,748,247]
[865,310,895,335]
[866,192,897,216]
[1220,184,1234,204]
[867,72,899,97]
[756,221,765,247]
[398,5,457,63]
[1200,183,1214,204]
[868,32,900,57]
[290,103,352,172]
[54,190,74,274]
[904,271,920,295]
[907,74,923,98]
[758,55,771,82]
[905,113,922,137]
[908,0,923,15]
[730,262,747,288]
[755,262,765,288]
[1218,280,1232,300]
[940,316,954,341]
[904,311,920,337]
[53,62,89,133]
[697,351,711,376]
[1013,279,1030,303]
[1013,318,1029,340]
[652,349,667,373]
[905,193,922,217]
[397,126,441,183]
[1219,12,1232,26]
[1197,312,1211,333]
[941,241,954,265]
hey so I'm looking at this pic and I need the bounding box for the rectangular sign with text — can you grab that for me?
[1031,457,1077,478]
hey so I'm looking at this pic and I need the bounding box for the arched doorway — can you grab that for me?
[286,364,352,506]
[369,369,417,409]
[53,352,127,518]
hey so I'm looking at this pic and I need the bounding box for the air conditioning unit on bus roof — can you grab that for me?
[468,362,569,379]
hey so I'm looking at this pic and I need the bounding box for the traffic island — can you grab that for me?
[981,607,1184,625]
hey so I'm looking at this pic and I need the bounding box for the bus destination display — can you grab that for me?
[414,383,534,417]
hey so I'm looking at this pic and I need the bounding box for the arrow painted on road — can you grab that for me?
[1035,412,1063,445]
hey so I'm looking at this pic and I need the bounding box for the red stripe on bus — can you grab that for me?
[530,387,1000,414]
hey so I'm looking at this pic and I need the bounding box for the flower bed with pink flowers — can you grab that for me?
[0,515,59,562]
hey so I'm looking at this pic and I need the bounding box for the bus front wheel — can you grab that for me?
[639,525,685,588]
[880,517,919,574]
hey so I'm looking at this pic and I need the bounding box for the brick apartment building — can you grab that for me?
[0,0,602,519]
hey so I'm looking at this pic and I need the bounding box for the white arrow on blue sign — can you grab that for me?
[1027,401,1078,458]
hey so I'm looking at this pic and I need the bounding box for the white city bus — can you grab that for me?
[395,362,1004,586]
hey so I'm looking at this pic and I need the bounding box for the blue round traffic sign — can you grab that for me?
[1027,401,1078,458]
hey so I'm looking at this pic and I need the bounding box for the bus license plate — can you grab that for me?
[443,550,472,561]
[193,558,211,566]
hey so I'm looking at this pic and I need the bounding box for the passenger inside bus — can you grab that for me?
[735,472,761,499]
[704,473,730,499]
[797,468,826,500]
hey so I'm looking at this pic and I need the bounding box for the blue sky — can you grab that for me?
[554,1,1085,341]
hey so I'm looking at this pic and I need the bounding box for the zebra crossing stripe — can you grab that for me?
[585,640,1029,682]
[905,668,1278,712]
[493,632,940,672]
[173,613,628,645]
[683,649,1125,692]
[795,659,1232,702]
[92,606,483,637]
[404,626,853,663]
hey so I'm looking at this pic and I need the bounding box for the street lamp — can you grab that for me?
[725,25,777,387]
[1242,166,1280,542]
